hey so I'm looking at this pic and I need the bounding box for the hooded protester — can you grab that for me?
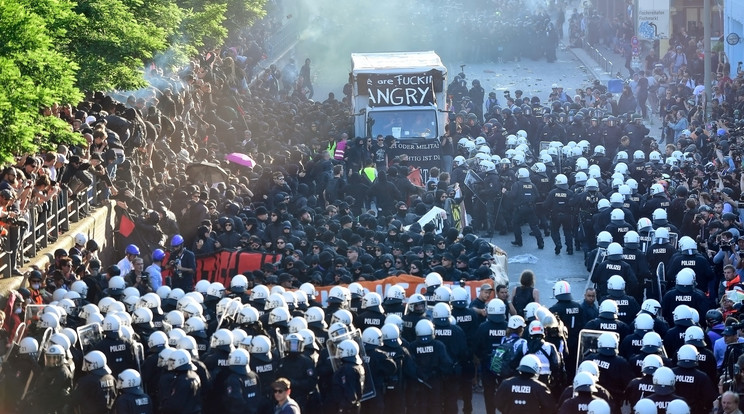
[368,171,402,216]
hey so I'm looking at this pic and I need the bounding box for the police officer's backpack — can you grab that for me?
[489,336,520,378]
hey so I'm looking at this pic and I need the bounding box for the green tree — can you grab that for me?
[181,3,228,54]
[224,0,268,34]
[67,0,168,91]
[0,0,81,160]
[168,0,267,69]
[178,0,267,26]
[0,0,272,160]
[65,0,267,90]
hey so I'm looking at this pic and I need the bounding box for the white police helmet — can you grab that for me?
[552,280,572,300]
[362,327,383,347]
[517,354,541,375]
[666,399,690,414]
[415,319,435,341]
[486,298,507,323]
[652,366,676,394]
[676,344,699,368]
[634,399,658,414]
[587,399,611,414]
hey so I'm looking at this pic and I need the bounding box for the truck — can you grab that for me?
[350,51,448,180]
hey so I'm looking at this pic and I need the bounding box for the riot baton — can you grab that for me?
[417,377,433,389]
[37,327,53,362]
[492,195,505,232]
[20,370,34,401]
[2,322,26,363]
[587,248,607,282]
[656,262,665,301]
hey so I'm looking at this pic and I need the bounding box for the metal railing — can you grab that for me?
[264,21,302,60]
[0,177,104,279]
[582,39,614,76]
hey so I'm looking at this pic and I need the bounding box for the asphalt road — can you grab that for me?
[271,10,616,410]
[307,40,599,311]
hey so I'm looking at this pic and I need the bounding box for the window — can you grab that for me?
[368,109,437,140]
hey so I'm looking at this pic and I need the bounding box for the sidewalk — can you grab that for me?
[566,41,662,139]
[560,1,630,84]
[568,44,624,84]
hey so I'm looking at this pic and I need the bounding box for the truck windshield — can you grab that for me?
[367,109,438,140]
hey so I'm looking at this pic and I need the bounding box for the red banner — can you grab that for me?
[119,214,135,237]
[162,250,282,286]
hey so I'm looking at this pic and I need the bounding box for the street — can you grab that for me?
[300,32,601,312]
[310,42,599,311]
[289,14,633,412]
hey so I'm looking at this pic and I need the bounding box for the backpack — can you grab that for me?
[489,336,520,378]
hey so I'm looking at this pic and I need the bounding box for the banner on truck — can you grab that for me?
[361,71,444,107]
[389,138,441,182]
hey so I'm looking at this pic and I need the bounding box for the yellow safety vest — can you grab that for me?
[361,166,377,183]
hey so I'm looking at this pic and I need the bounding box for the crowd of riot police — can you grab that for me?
[6,103,737,414]
[434,0,563,63]
[4,253,730,414]
[431,70,744,412]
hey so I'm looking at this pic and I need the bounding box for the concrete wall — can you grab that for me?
[0,203,117,303]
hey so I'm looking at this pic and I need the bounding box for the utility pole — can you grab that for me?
[704,0,712,119]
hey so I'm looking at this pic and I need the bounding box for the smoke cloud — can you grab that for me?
[289,0,441,98]
[284,0,553,98]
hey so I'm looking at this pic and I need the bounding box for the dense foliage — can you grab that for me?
[0,0,267,160]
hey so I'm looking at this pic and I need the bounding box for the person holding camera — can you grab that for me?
[167,234,195,292]
[88,152,118,202]
[0,181,30,276]
[714,231,738,268]
[667,109,689,143]
[125,258,153,296]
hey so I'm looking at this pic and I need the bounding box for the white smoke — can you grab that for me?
[286,0,551,98]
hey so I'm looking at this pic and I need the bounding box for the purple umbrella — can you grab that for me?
[225,152,255,168]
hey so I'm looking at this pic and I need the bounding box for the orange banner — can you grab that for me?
[313,274,496,305]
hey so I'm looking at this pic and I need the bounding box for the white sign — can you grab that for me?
[638,0,670,39]
[403,206,447,234]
